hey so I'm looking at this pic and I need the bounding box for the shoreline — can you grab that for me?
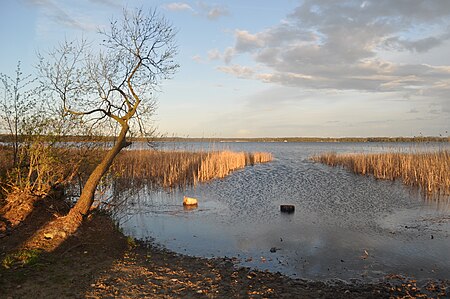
[1,195,448,298]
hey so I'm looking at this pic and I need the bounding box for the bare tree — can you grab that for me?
[38,8,178,225]
[0,62,38,166]
[1,62,91,196]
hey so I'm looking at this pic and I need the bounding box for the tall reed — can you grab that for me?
[312,150,450,197]
[112,150,273,189]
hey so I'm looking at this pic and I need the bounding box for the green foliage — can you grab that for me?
[126,236,137,249]
[2,249,42,269]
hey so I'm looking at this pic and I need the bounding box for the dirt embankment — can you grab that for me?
[0,193,448,298]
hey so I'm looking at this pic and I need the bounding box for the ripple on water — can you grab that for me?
[118,142,450,282]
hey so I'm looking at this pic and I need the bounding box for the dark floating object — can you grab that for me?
[280,205,295,213]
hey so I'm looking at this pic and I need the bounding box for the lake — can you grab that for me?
[116,142,450,283]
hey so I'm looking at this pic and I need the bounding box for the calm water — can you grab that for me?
[117,142,450,283]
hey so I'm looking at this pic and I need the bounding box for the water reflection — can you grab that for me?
[111,142,449,282]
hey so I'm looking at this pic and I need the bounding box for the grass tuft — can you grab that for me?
[2,249,42,269]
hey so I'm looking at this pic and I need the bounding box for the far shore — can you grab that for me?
[0,134,448,144]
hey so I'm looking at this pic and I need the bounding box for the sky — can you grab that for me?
[0,0,449,138]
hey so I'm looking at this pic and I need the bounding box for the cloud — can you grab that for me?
[192,55,203,63]
[198,2,229,20]
[163,2,193,12]
[25,0,97,30]
[87,0,121,7]
[222,47,235,64]
[207,49,221,60]
[215,0,450,101]
[383,32,450,53]
[216,65,254,79]
[234,30,263,52]
[207,47,235,64]
[164,1,229,20]
[206,6,228,20]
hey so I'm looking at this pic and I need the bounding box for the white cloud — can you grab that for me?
[164,2,193,12]
[87,0,120,7]
[192,55,203,63]
[26,0,86,30]
[234,30,263,52]
[198,2,229,20]
[207,47,235,64]
[216,0,450,102]
[216,65,255,79]
[164,1,229,20]
[223,47,235,64]
[207,6,228,20]
[207,49,221,60]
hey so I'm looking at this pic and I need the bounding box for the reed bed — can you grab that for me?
[112,150,273,188]
[312,150,450,197]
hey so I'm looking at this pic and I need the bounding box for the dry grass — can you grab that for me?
[112,150,273,188]
[1,144,272,195]
[312,150,450,197]
[0,147,13,175]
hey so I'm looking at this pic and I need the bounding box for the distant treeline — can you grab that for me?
[0,134,448,143]
[159,136,450,143]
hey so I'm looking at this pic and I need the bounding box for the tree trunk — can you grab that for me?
[66,123,131,224]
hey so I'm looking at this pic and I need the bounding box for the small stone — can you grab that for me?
[44,232,54,240]
[280,205,295,213]
[270,247,278,253]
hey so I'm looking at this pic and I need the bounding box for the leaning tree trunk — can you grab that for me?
[66,124,131,224]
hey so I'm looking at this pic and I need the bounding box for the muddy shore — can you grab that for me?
[0,195,448,298]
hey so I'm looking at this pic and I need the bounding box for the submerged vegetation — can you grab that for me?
[112,150,273,188]
[312,150,450,197]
